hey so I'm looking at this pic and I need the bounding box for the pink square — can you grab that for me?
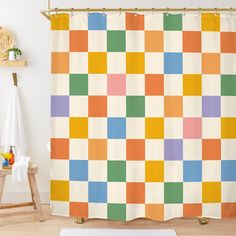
[107,74,126,95]
[183,118,202,139]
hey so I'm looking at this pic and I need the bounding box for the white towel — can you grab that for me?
[1,86,29,182]
[12,156,30,182]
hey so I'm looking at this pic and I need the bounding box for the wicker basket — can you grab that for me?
[0,27,14,61]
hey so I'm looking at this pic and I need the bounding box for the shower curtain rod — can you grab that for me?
[41,7,236,20]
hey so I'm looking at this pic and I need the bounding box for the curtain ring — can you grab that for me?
[135,8,138,16]
[103,8,106,16]
[166,7,170,16]
[183,7,186,16]
[198,7,202,16]
[230,7,233,16]
[119,8,122,16]
[55,8,58,17]
[215,7,218,16]
[87,8,90,14]
[71,8,74,17]
[152,8,154,15]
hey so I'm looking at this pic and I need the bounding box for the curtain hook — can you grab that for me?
[135,8,138,16]
[166,7,170,16]
[71,8,74,17]
[55,7,58,17]
[87,8,90,15]
[215,7,218,16]
[152,8,154,15]
[119,8,122,16]
[183,7,186,16]
[103,8,106,16]
[230,7,233,17]
[198,7,202,16]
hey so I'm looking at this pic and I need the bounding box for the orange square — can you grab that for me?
[89,139,107,160]
[126,139,145,160]
[221,32,236,53]
[183,31,201,52]
[145,204,164,221]
[70,202,88,218]
[202,139,221,160]
[183,204,202,217]
[89,96,107,117]
[202,53,220,74]
[51,52,69,74]
[126,13,144,30]
[164,96,183,117]
[70,30,88,52]
[222,203,236,218]
[145,74,164,95]
[127,182,145,203]
[51,138,69,160]
[145,31,163,52]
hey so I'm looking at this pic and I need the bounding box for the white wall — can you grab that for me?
[0,0,236,203]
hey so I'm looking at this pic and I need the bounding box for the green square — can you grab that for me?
[70,74,88,95]
[108,203,126,221]
[221,75,236,96]
[164,182,183,204]
[107,30,126,52]
[164,13,182,31]
[126,96,145,117]
[108,161,126,182]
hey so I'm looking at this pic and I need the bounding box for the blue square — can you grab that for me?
[183,161,202,182]
[222,160,236,181]
[70,160,88,181]
[164,52,183,74]
[108,118,126,139]
[88,13,107,30]
[89,182,107,203]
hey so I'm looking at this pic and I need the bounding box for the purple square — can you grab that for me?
[51,96,69,117]
[202,96,221,117]
[164,139,183,160]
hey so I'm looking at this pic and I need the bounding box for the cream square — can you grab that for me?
[51,117,69,138]
[202,160,221,181]
[126,31,144,52]
[52,74,69,95]
[164,31,182,52]
[164,118,183,139]
[221,140,236,160]
[183,96,202,117]
[164,75,182,95]
[108,96,126,117]
[164,161,183,182]
[70,96,88,117]
[126,204,145,221]
[51,201,69,216]
[183,182,202,203]
[202,75,221,96]
[107,140,126,160]
[202,203,221,218]
[107,52,126,74]
[51,160,69,180]
[51,30,69,52]
[221,96,236,117]
[183,139,202,160]
[70,52,88,74]
[145,183,164,203]
[88,74,107,95]
[126,74,145,95]
[183,53,202,74]
[70,139,88,160]
[183,15,201,31]
[107,13,126,30]
[145,140,164,160]
[202,118,221,139]
[88,118,107,139]
[126,161,145,182]
[70,181,88,202]
[88,161,107,181]
[89,203,107,218]
[222,182,236,202]
[220,15,236,32]
[221,53,236,74]
[145,53,163,74]
[145,14,163,30]
[88,31,107,52]
[164,204,183,221]
[70,14,88,30]
[145,96,164,117]
[126,118,145,139]
[108,182,126,203]
[202,32,220,53]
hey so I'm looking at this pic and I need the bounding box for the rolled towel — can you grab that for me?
[12,156,30,182]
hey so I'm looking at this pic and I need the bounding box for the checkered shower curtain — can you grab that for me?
[50,12,236,220]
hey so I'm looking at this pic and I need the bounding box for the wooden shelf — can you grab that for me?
[0,60,27,67]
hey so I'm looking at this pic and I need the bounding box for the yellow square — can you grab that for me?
[202,13,220,32]
[221,118,236,138]
[51,14,69,30]
[51,180,69,201]
[70,117,88,138]
[88,52,107,74]
[146,161,164,182]
[126,52,145,74]
[183,74,202,96]
[202,182,221,203]
[145,118,164,139]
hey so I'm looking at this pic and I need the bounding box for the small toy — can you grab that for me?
[0,151,13,169]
